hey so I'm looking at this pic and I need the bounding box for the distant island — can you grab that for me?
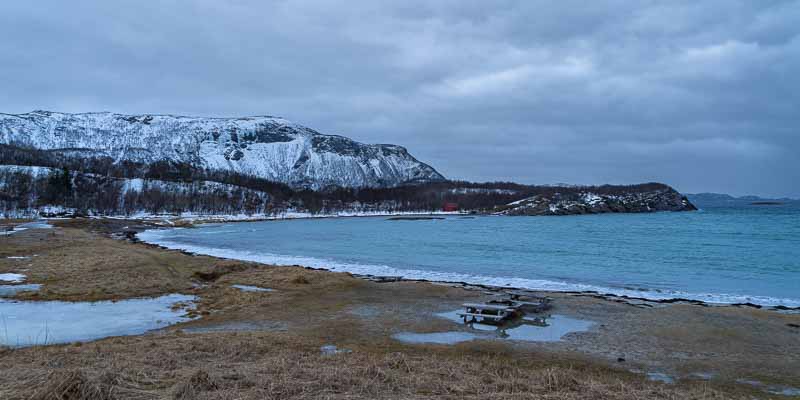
[687,193,798,208]
[1,111,695,219]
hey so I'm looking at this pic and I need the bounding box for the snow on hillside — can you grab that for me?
[0,165,272,218]
[0,111,445,189]
[497,189,695,216]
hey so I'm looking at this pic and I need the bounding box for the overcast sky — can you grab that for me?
[1,1,798,197]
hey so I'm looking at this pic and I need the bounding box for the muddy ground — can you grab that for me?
[0,218,798,399]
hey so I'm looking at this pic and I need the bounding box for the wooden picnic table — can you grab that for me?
[458,302,520,323]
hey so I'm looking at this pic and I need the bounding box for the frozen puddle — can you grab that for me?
[646,372,675,384]
[320,344,352,355]
[0,273,27,283]
[736,379,800,397]
[689,372,716,381]
[393,331,480,345]
[232,284,274,292]
[0,294,195,347]
[0,284,41,297]
[628,369,676,384]
[394,311,594,345]
[495,315,594,342]
[2,221,53,236]
[18,221,53,229]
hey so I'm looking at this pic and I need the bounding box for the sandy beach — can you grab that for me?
[1,218,798,399]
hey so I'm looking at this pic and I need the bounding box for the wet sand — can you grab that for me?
[0,218,798,399]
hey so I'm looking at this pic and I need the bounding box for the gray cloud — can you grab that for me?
[1,0,798,197]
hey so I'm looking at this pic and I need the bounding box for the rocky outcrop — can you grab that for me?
[495,184,696,216]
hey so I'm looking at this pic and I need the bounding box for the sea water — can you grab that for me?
[139,204,800,307]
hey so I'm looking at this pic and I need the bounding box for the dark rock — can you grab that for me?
[732,302,763,309]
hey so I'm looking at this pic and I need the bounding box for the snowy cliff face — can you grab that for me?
[0,111,445,189]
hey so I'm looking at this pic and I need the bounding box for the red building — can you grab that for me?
[442,202,459,212]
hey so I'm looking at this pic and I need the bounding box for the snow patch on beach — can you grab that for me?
[0,273,26,283]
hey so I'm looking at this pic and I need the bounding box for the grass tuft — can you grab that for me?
[290,275,310,285]
[172,369,219,400]
[30,369,115,400]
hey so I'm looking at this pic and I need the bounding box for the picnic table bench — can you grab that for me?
[504,291,552,313]
[458,302,520,323]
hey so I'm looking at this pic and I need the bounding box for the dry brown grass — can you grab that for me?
[0,222,238,302]
[0,331,744,400]
[1,218,795,399]
[290,274,311,285]
[29,369,116,400]
[172,370,219,400]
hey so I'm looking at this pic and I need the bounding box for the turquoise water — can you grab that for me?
[140,204,800,307]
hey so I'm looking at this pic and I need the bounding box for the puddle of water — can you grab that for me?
[501,315,593,342]
[3,221,53,236]
[737,378,763,387]
[0,273,27,283]
[736,378,800,397]
[436,310,594,342]
[689,372,716,380]
[770,387,800,396]
[348,305,381,319]
[0,294,195,347]
[646,372,675,384]
[231,284,274,292]
[392,331,480,345]
[18,221,53,229]
[320,344,352,355]
[0,284,41,297]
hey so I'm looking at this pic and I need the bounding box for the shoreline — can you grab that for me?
[1,218,799,398]
[0,210,470,224]
[137,223,800,310]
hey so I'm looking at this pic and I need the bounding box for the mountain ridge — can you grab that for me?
[0,110,445,189]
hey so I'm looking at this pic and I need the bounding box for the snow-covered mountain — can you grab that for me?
[0,111,445,189]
